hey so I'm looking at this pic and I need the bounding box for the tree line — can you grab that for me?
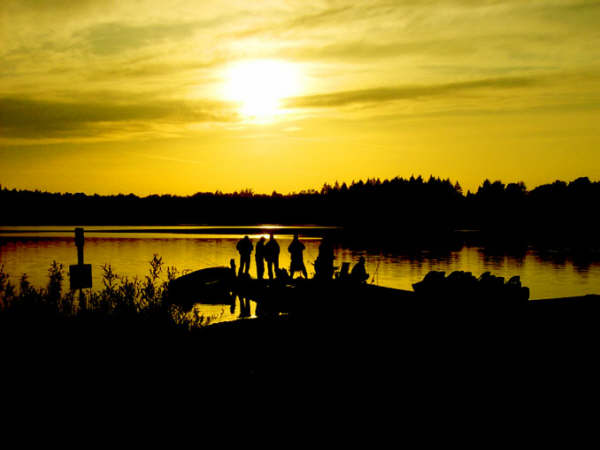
[1,176,598,243]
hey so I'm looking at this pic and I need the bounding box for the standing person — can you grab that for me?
[288,233,307,279]
[264,232,280,280]
[315,236,335,280]
[236,235,253,277]
[255,236,266,280]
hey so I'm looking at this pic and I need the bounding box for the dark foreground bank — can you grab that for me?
[4,296,600,387]
[3,301,600,441]
[3,260,600,421]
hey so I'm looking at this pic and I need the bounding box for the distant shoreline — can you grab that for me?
[0,225,342,239]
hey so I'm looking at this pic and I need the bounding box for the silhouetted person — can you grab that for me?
[236,235,253,277]
[255,236,266,280]
[315,236,335,280]
[265,232,280,280]
[239,295,251,318]
[350,257,369,283]
[288,233,307,279]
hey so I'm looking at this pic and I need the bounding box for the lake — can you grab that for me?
[1,225,599,324]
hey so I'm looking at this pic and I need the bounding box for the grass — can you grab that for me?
[0,254,209,333]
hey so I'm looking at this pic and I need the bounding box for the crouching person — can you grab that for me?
[350,257,369,283]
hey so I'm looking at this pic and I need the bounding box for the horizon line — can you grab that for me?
[1,174,597,198]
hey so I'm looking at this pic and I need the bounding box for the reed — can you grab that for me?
[0,254,204,332]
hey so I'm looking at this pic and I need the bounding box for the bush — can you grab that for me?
[0,255,203,331]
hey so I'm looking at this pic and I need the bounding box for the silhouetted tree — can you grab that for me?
[1,176,598,246]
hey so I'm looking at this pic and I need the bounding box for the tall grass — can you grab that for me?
[0,254,205,331]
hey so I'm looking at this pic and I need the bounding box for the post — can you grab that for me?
[75,227,85,265]
[70,228,92,291]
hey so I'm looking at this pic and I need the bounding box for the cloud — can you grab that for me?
[285,76,538,108]
[87,58,223,80]
[74,21,201,56]
[280,39,476,63]
[0,96,238,138]
[2,0,599,137]
[226,5,362,39]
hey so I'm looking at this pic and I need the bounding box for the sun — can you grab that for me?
[224,60,300,120]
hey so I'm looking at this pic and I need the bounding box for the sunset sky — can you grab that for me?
[1,0,599,195]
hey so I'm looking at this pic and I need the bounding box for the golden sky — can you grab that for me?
[1,0,599,194]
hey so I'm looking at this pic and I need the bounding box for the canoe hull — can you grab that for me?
[167,267,236,308]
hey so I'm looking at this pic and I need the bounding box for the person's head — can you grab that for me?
[359,256,365,264]
[269,232,274,239]
[244,235,249,240]
[259,236,265,242]
[294,233,299,240]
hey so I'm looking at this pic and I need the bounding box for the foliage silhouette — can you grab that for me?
[1,175,599,245]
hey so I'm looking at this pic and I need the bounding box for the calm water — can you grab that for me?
[1,226,600,323]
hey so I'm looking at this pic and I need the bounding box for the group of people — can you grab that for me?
[235,233,369,283]
[236,232,307,280]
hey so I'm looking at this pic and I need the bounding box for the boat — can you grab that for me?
[166,266,236,309]
[167,265,416,314]
[412,270,530,306]
[167,265,599,317]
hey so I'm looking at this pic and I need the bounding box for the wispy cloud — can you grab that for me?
[74,21,204,56]
[227,5,355,39]
[285,76,539,109]
[86,58,224,81]
[0,96,238,138]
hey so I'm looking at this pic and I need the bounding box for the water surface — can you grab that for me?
[2,225,599,323]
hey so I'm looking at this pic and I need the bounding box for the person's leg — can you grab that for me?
[244,255,251,274]
[267,261,273,279]
[238,256,243,277]
[257,260,264,279]
[302,263,307,279]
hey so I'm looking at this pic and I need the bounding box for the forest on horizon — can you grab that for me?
[1,175,599,245]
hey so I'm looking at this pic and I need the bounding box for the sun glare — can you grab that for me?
[224,60,300,120]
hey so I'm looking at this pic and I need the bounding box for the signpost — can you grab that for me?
[69,227,92,290]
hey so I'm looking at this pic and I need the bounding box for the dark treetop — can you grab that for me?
[1,176,599,245]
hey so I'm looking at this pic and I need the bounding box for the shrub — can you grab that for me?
[0,255,205,331]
